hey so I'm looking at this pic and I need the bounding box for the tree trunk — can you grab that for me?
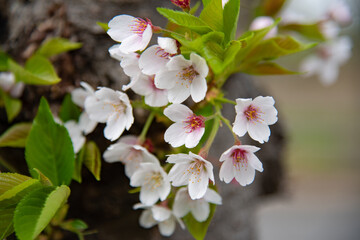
[0,0,285,239]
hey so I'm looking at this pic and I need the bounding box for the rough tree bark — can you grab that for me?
[0,0,285,239]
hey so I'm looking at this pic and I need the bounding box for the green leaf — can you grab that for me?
[96,21,109,32]
[0,122,32,148]
[25,97,75,186]
[14,185,70,240]
[246,35,316,63]
[234,19,280,63]
[202,0,211,6]
[280,23,326,41]
[8,55,60,85]
[0,51,9,71]
[59,94,81,122]
[35,37,82,58]
[157,8,212,34]
[60,219,88,232]
[243,62,299,75]
[189,1,201,15]
[0,173,42,239]
[0,89,22,122]
[30,168,53,186]
[83,141,101,181]
[183,203,217,240]
[223,0,240,43]
[200,0,223,31]
[72,146,84,183]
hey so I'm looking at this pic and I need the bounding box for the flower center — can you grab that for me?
[244,105,263,123]
[184,159,203,184]
[184,114,205,133]
[179,66,198,84]
[231,149,248,170]
[110,101,126,114]
[155,47,177,59]
[144,172,163,190]
[130,18,148,36]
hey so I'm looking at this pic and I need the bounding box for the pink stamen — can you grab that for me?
[155,47,177,59]
[183,114,205,133]
[130,18,149,36]
[244,105,263,123]
[231,149,248,170]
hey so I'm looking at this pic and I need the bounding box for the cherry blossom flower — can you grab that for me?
[134,203,184,237]
[131,74,168,107]
[64,120,85,154]
[103,135,159,178]
[167,152,214,200]
[155,52,208,103]
[249,16,277,39]
[300,36,352,85]
[0,72,24,98]
[107,15,153,53]
[163,104,205,148]
[233,96,278,144]
[327,0,352,26]
[130,162,171,206]
[139,37,178,75]
[71,82,98,134]
[219,145,263,186]
[171,0,190,11]
[84,87,134,141]
[173,187,222,222]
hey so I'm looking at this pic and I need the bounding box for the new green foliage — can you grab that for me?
[223,0,240,44]
[0,122,32,148]
[35,37,82,58]
[14,185,70,240]
[59,94,81,122]
[25,98,75,186]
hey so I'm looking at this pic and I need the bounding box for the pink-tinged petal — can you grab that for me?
[125,159,142,178]
[152,206,171,222]
[139,45,169,75]
[168,163,191,186]
[164,122,188,147]
[235,166,256,186]
[139,209,157,228]
[154,70,178,89]
[108,44,123,61]
[95,87,120,102]
[133,145,159,165]
[120,53,141,77]
[79,112,97,135]
[157,180,171,201]
[203,161,215,184]
[130,169,148,186]
[203,189,222,205]
[253,96,275,106]
[261,105,278,125]
[131,74,154,95]
[119,34,144,53]
[145,90,168,107]
[167,84,190,104]
[103,143,132,163]
[247,122,270,143]
[190,53,209,77]
[188,170,209,199]
[219,146,238,162]
[164,103,192,122]
[173,188,191,218]
[166,154,194,164]
[232,114,248,137]
[249,154,263,172]
[104,113,126,141]
[192,200,210,222]
[235,98,252,113]
[158,37,178,54]
[139,188,160,206]
[158,217,176,237]
[166,55,192,71]
[219,159,235,183]
[107,15,137,42]
[190,75,207,103]
[184,127,204,148]
[122,76,139,91]
[139,23,153,51]
[85,96,112,123]
[239,145,260,153]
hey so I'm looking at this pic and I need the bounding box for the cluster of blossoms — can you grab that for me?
[68,9,278,237]
[282,0,353,85]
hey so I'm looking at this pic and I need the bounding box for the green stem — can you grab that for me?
[200,116,220,158]
[218,114,239,142]
[215,97,236,105]
[138,111,156,143]
[0,155,18,172]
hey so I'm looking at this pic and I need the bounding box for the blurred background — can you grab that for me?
[250,0,360,239]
